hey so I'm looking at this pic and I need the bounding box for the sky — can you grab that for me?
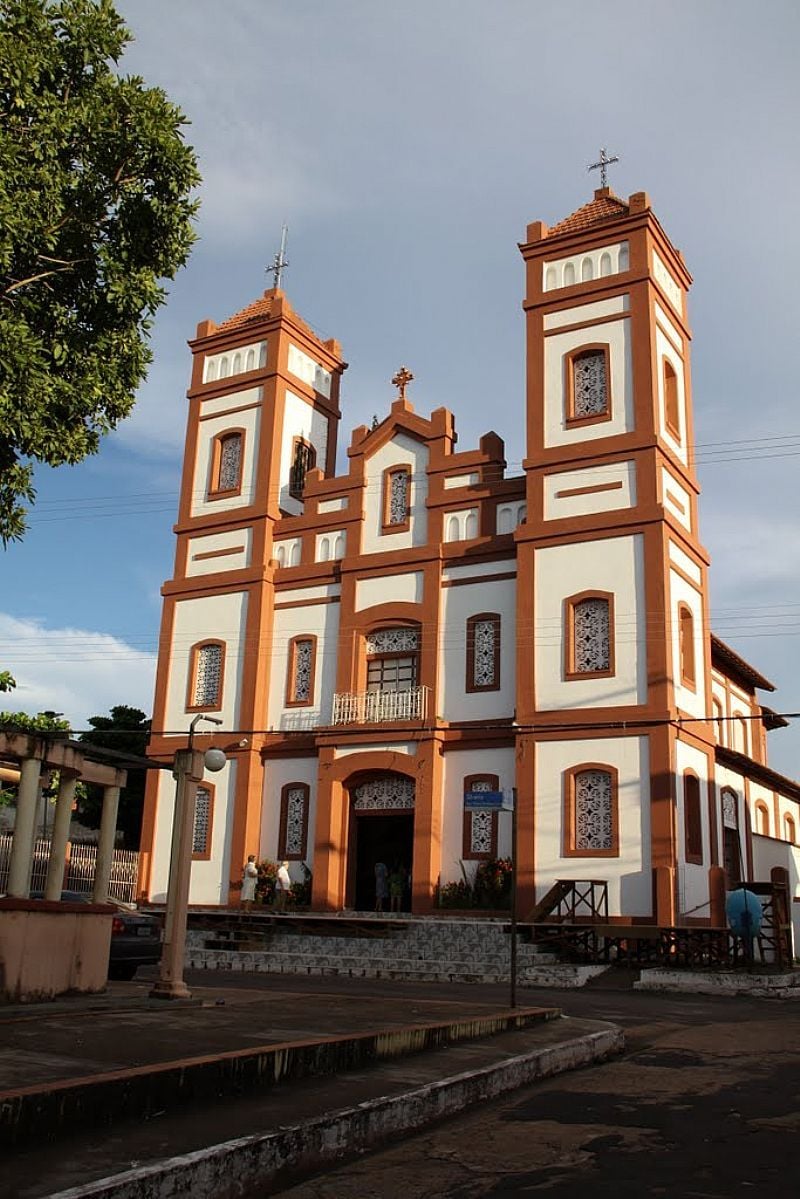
[2,0,800,774]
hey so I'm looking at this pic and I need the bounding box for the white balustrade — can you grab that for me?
[332,685,429,725]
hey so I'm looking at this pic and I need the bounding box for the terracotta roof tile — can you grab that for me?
[549,192,629,237]
[217,295,275,332]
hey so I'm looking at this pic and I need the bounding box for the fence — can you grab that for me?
[0,834,139,903]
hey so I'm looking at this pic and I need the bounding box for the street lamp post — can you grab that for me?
[150,716,225,1001]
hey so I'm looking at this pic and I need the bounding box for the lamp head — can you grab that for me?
[204,747,227,773]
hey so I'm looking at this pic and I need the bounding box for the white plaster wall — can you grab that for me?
[441,747,516,884]
[653,251,683,315]
[334,742,418,758]
[654,302,682,352]
[656,327,688,465]
[711,677,728,746]
[543,243,629,292]
[260,756,318,876]
[203,340,266,383]
[439,578,516,721]
[191,399,261,518]
[544,317,633,448]
[544,461,635,521]
[187,529,252,576]
[670,571,705,717]
[274,538,302,568]
[147,758,237,906]
[268,600,340,730]
[496,504,527,535]
[714,765,746,874]
[318,497,348,513]
[444,509,479,543]
[668,541,702,584]
[355,572,423,610]
[277,584,340,604]
[164,592,248,731]
[278,390,330,515]
[675,739,712,917]
[661,468,692,532]
[287,343,332,398]
[443,473,479,489]
[315,530,345,562]
[534,535,646,710]
[749,780,774,836]
[362,432,429,554]
[777,796,800,843]
[444,559,516,584]
[534,736,652,916]
[752,834,800,957]
[544,295,629,330]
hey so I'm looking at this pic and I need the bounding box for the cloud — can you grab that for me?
[0,614,156,731]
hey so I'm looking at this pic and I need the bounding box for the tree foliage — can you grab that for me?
[0,0,200,541]
[78,703,150,846]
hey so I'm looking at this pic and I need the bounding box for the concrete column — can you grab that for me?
[6,756,43,898]
[92,784,121,904]
[44,774,78,901]
[150,749,205,1000]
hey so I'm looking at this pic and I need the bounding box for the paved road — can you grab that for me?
[266,980,800,1198]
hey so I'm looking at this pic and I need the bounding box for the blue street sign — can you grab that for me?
[464,790,513,811]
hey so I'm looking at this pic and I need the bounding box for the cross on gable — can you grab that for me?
[588,148,620,189]
[392,366,414,401]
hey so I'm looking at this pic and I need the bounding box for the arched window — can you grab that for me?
[279,782,310,860]
[581,256,593,282]
[497,506,513,535]
[755,800,770,837]
[463,774,499,860]
[784,814,796,844]
[188,641,225,710]
[678,603,696,689]
[286,636,316,706]
[466,614,501,692]
[545,266,557,291]
[318,537,330,562]
[516,503,527,526]
[232,352,242,375]
[464,510,478,540]
[210,430,244,497]
[382,465,411,532]
[721,786,741,886]
[734,714,748,755]
[289,438,316,500]
[218,356,229,379]
[205,359,217,383]
[192,784,214,859]
[564,765,619,856]
[618,244,630,271]
[333,534,345,559]
[245,348,255,371]
[565,592,614,678]
[446,515,460,542]
[712,697,724,745]
[275,544,286,568]
[365,627,419,697]
[563,261,576,286]
[599,251,613,277]
[290,541,301,566]
[684,771,703,864]
[566,346,610,424]
[664,360,681,439]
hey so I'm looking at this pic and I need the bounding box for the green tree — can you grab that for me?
[78,704,150,847]
[0,0,200,542]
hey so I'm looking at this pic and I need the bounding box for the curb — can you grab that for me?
[45,1024,624,1199]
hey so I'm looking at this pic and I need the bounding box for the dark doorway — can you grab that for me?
[723,827,742,887]
[352,812,414,911]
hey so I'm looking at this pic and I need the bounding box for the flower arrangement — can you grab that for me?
[437,858,513,909]
[254,859,312,908]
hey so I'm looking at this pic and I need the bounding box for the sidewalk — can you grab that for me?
[0,971,623,1199]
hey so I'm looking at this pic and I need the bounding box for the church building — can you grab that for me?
[138,184,800,926]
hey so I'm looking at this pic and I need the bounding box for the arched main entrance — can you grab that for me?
[348,775,415,911]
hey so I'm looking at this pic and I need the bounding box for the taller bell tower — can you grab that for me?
[515,187,715,925]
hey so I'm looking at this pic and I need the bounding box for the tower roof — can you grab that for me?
[548,188,630,237]
[217,293,277,332]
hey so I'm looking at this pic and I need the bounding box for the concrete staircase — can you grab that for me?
[184,913,608,988]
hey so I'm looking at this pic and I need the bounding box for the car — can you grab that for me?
[29,890,162,980]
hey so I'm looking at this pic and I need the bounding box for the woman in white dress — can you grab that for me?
[241,854,258,910]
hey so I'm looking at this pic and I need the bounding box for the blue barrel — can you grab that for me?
[726,888,763,938]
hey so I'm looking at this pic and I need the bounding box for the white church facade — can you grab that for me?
[139,185,800,925]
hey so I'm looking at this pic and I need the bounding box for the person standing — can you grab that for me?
[241,855,258,911]
[275,860,291,913]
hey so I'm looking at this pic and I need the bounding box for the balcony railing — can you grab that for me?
[332,686,429,726]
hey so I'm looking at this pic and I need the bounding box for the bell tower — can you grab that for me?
[514,186,715,925]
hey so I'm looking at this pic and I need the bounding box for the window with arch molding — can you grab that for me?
[382,465,412,532]
[734,714,748,755]
[192,784,214,859]
[318,537,330,562]
[286,636,316,706]
[566,346,611,425]
[785,814,796,844]
[245,348,255,371]
[209,430,244,497]
[599,252,613,277]
[678,603,696,689]
[275,545,286,568]
[466,613,501,692]
[755,801,770,836]
[289,438,316,500]
[463,774,499,860]
[712,697,724,745]
[218,356,229,379]
[188,641,225,711]
[684,771,703,864]
[464,511,478,539]
[232,353,241,375]
[565,592,614,678]
[279,783,310,859]
[497,506,513,535]
[581,257,593,282]
[563,261,576,286]
[564,765,619,856]
[663,359,681,439]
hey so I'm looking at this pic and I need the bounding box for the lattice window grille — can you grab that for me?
[722,791,738,829]
[366,628,419,655]
[218,434,242,490]
[574,770,613,851]
[285,787,307,856]
[293,639,313,702]
[470,811,493,855]
[193,787,211,854]
[193,644,222,707]
[473,619,498,687]
[573,599,610,673]
[388,471,410,525]
[572,351,607,418]
[353,777,415,810]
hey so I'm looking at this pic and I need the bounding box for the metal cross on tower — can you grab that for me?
[588,148,620,189]
[268,224,289,289]
[392,366,414,401]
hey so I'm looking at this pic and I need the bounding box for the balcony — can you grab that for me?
[332,686,429,726]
